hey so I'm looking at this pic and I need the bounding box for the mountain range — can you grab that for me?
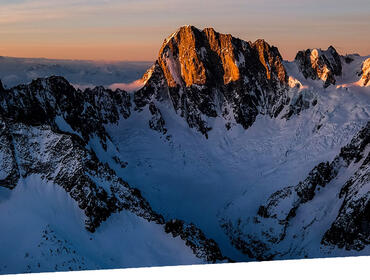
[0,25,369,274]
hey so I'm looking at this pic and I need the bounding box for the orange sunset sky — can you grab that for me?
[1,0,369,61]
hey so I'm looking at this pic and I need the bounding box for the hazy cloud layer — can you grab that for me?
[0,56,152,88]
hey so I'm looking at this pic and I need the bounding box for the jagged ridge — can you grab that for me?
[135,25,291,137]
[0,76,228,263]
[220,122,369,260]
[295,46,342,87]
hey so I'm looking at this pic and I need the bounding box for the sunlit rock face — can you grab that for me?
[251,39,288,85]
[203,27,240,85]
[359,58,370,86]
[156,25,288,88]
[295,46,342,88]
[135,25,290,136]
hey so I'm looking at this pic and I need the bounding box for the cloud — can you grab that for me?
[108,79,145,92]
[71,80,145,92]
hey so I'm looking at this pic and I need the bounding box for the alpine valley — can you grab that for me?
[0,25,369,274]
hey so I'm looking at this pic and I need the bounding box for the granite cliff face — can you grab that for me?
[135,25,291,137]
[295,46,342,87]
[359,58,370,86]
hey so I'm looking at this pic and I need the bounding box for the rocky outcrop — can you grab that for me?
[322,154,369,250]
[282,89,317,119]
[359,58,370,86]
[165,219,230,263]
[148,102,167,134]
[295,46,342,87]
[0,76,131,145]
[0,117,20,189]
[220,122,369,260]
[322,123,370,250]
[135,25,291,136]
[251,39,288,86]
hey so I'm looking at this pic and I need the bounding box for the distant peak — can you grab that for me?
[295,46,342,87]
[306,46,339,57]
[33,76,71,86]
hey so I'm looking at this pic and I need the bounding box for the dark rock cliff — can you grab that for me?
[135,25,291,137]
[295,46,342,87]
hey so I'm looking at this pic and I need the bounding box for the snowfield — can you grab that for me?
[0,175,201,274]
[102,55,370,261]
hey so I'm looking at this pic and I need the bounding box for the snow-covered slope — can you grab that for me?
[107,69,369,261]
[0,175,203,274]
[220,123,369,260]
[0,75,228,274]
[0,25,369,274]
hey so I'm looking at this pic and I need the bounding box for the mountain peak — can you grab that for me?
[164,25,199,44]
[157,25,287,88]
[136,25,290,135]
[295,46,342,87]
[159,25,207,87]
